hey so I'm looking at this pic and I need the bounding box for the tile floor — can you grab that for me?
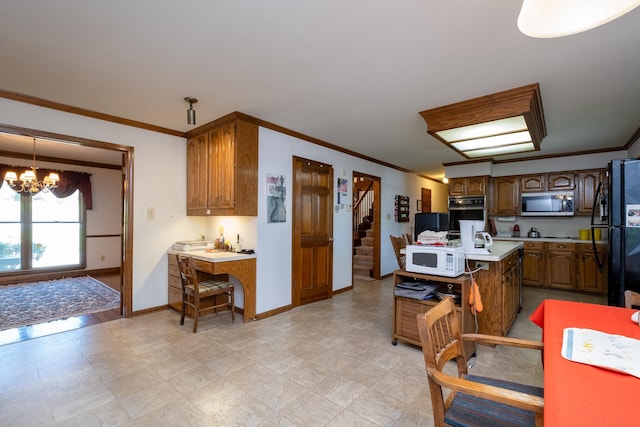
[0,278,605,426]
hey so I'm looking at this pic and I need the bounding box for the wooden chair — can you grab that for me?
[175,254,235,333]
[389,235,407,269]
[417,297,545,427]
[405,233,413,245]
[624,290,640,309]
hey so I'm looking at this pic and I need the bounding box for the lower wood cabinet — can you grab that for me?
[546,242,576,290]
[522,241,545,287]
[577,243,607,294]
[502,253,520,333]
[467,250,521,337]
[519,240,607,294]
[392,270,476,359]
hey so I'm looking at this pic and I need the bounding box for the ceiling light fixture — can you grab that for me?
[518,0,640,38]
[419,83,546,160]
[4,138,59,193]
[185,97,198,125]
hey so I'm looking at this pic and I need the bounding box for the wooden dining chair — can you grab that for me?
[175,254,235,333]
[404,233,413,245]
[417,297,545,427]
[624,290,640,309]
[389,235,407,269]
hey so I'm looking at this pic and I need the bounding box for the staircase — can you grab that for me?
[353,180,376,283]
[353,228,375,280]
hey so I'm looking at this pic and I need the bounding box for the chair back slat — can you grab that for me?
[624,290,640,309]
[389,235,407,269]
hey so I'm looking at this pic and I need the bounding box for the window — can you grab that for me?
[0,184,84,272]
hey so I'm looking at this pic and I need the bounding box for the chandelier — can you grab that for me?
[3,138,60,193]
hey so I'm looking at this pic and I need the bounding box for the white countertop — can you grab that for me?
[168,249,256,262]
[494,236,607,244]
[465,241,523,262]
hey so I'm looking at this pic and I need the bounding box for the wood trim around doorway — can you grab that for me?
[0,124,134,318]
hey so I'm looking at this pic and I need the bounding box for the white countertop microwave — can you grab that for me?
[405,245,465,277]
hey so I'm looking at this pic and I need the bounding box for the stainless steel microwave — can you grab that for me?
[521,191,574,216]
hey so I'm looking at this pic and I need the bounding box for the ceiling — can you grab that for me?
[1,1,639,178]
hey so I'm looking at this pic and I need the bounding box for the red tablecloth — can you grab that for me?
[530,299,640,426]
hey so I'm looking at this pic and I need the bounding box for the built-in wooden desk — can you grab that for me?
[168,251,257,322]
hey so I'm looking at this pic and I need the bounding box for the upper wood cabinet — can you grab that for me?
[547,173,575,190]
[186,118,258,216]
[520,172,575,192]
[490,176,520,215]
[576,169,604,216]
[521,175,545,192]
[448,176,488,196]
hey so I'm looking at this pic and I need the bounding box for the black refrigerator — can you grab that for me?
[595,159,640,306]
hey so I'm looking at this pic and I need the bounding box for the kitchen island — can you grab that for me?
[167,250,257,322]
[391,240,524,356]
[465,241,524,337]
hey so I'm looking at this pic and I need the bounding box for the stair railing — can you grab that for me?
[353,182,374,235]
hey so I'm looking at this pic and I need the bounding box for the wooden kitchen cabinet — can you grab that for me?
[448,176,488,196]
[521,175,546,192]
[547,173,575,190]
[546,242,576,290]
[577,243,607,294]
[514,239,607,294]
[186,116,258,216]
[490,176,520,215]
[520,173,575,193]
[522,241,545,287]
[502,252,520,334]
[467,249,522,337]
[392,270,475,359]
[576,169,605,216]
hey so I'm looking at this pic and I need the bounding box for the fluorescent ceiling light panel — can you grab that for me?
[518,0,640,38]
[436,116,528,142]
[451,131,532,151]
[419,83,546,160]
[465,142,536,158]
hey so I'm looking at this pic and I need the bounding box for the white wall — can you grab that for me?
[255,127,446,314]
[84,167,122,269]
[0,98,206,311]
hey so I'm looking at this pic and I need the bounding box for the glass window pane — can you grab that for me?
[32,190,79,222]
[32,223,80,268]
[0,185,21,271]
[0,184,20,221]
[0,224,21,271]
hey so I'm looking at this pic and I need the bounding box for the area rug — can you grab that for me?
[0,276,120,331]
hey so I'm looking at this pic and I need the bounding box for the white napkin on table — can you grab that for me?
[562,328,640,379]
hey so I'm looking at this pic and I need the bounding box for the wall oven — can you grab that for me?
[448,195,486,235]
